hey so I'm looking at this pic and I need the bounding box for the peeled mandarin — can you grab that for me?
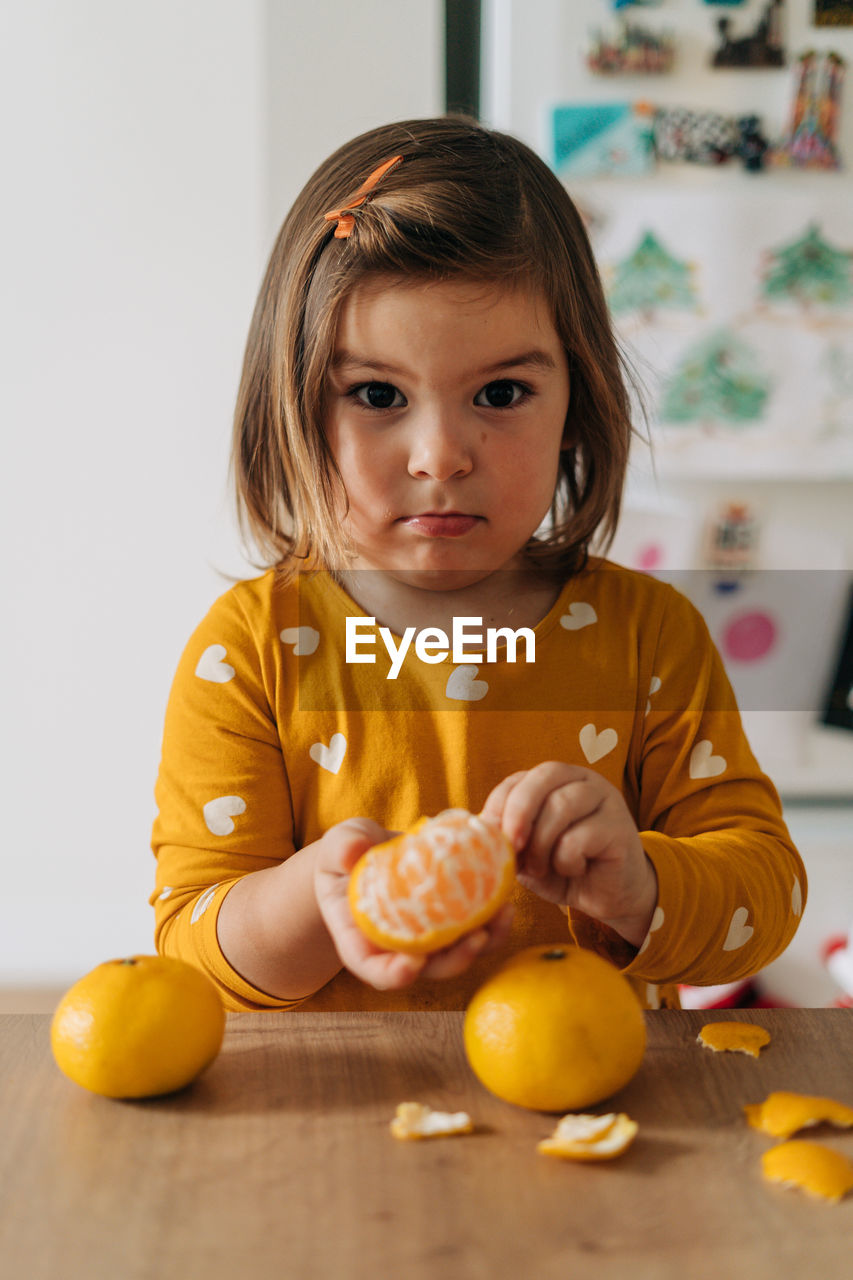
[349,809,515,955]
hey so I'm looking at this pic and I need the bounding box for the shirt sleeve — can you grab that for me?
[150,586,301,1011]
[621,583,807,989]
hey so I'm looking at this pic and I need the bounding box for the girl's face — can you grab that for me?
[325,275,571,593]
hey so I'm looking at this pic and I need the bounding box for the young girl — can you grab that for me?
[151,116,805,1013]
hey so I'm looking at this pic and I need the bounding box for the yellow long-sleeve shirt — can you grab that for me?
[151,559,806,1012]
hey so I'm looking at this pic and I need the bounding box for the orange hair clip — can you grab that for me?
[323,154,404,239]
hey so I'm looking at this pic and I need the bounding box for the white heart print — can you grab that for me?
[280,626,320,656]
[722,907,753,951]
[791,878,803,917]
[445,666,489,702]
[195,644,235,684]
[560,602,597,631]
[637,905,664,956]
[203,795,246,836]
[579,723,618,764]
[689,740,727,780]
[310,733,347,774]
[191,883,221,924]
[646,674,662,715]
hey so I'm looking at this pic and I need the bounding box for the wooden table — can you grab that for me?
[2,1009,852,1279]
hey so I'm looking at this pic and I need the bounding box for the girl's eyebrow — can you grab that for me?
[331,352,407,377]
[331,350,558,376]
[485,350,557,374]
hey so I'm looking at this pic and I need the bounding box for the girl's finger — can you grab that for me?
[420,900,515,980]
[502,764,599,864]
[421,928,491,981]
[521,780,604,879]
[323,817,396,873]
[359,950,427,990]
[479,771,529,828]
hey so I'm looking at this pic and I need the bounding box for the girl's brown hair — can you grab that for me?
[233,115,636,577]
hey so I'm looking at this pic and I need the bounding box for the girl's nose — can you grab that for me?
[407,415,473,481]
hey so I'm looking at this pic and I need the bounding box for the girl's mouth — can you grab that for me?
[400,514,481,537]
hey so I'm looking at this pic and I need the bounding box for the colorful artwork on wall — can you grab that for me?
[814,1,853,27]
[652,107,741,164]
[587,21,675,74]
[772,51,846,169]
[607,231,698,317]
[710,0,786,68]
[550,103,654,176]
[759,224,853,308]
[588,184,853,478]
[660,328,771,426]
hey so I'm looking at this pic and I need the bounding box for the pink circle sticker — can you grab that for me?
[635,543,664,571]
[722,610,778,663]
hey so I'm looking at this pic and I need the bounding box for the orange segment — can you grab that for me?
[537,1112,638,1161]
[698,1021,771,1057]
[761,1141,853,1203]
[744,1091,853,1139]
[349,809,515,954]
[390,1102,474,1140]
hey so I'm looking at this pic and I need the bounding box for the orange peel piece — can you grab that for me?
[761,1140,853,1204]
[744,1091,853,1139]
[537,1112,638,1161]
[697,1021,771,1058]
[390,1102,474,1140]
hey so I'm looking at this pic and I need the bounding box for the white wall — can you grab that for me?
[0,0,442,988]
[1,0,267,984]
[265,1,444,238]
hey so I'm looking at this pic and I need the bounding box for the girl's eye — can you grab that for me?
[352,382,406,410]
[474,380,529,409]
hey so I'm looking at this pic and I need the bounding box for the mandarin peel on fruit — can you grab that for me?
[390,1103,474,1140]
[50,955,225,1099]
[537,1112,638,1162]
[697,1021,771,1058]
[463,944,646,1112]
[348,809,515,955]
[760,1141,853,1204]
[744,1091,853,1140]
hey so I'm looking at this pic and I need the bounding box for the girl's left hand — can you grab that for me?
[480,762,658,949]
[315,818,515,990]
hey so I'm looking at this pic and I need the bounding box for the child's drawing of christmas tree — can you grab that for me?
[760,223,853,308]
[661,328,771,426]
[608,230,697,317]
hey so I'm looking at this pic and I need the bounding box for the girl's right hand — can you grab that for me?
[313,818,514,991]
